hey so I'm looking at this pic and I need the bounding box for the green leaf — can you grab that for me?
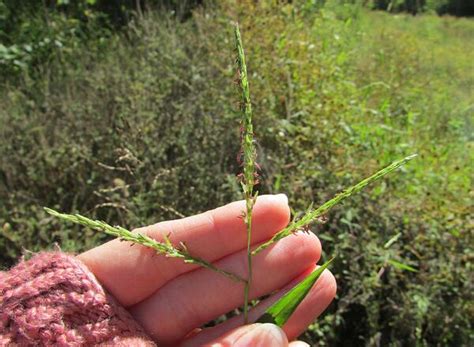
[256,257,334,327]
[388,259,418,272]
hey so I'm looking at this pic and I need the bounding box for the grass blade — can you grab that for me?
[257,257,334,327]
[388,259,418,272]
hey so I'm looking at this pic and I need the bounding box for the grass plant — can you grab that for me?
[46,23,416,330]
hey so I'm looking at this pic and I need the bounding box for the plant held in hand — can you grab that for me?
[46,24,416,330]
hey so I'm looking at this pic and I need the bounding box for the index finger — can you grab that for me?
[78,194,290,306]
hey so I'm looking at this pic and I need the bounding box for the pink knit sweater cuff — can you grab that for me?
[0,252,156,346]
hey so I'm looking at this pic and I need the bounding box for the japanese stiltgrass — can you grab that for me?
[46,23,416,330]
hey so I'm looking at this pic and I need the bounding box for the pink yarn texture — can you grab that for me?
[0,252,156,346]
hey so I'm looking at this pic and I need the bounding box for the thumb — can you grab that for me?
[215,323,288,347]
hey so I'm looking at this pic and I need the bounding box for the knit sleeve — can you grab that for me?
[0,252,156,346]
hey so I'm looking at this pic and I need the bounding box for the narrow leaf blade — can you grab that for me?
[256,257,334,327]
[388,259,418,272]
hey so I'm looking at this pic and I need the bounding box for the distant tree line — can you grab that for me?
[372,0,474,16]
[1,0,473,40]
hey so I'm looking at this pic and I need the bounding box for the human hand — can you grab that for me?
[78,194,336,346]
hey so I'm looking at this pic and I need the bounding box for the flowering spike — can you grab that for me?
[44,207,244,283]
[252,154,417,255]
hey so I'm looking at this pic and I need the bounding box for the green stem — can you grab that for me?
[243,203,253,324]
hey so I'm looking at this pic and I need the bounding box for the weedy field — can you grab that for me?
[0,1,472,345]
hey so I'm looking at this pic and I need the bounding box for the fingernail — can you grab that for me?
[274,193,288,205]
[289,342,311,347]
[234,323,287,347]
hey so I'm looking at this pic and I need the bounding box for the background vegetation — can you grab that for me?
[1,0,472,345]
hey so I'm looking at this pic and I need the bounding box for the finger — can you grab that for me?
[288,342,310,347]
[130,231,321,345]
[78,194,290,306]
[182,266,336,346]
[208,323,288,347]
